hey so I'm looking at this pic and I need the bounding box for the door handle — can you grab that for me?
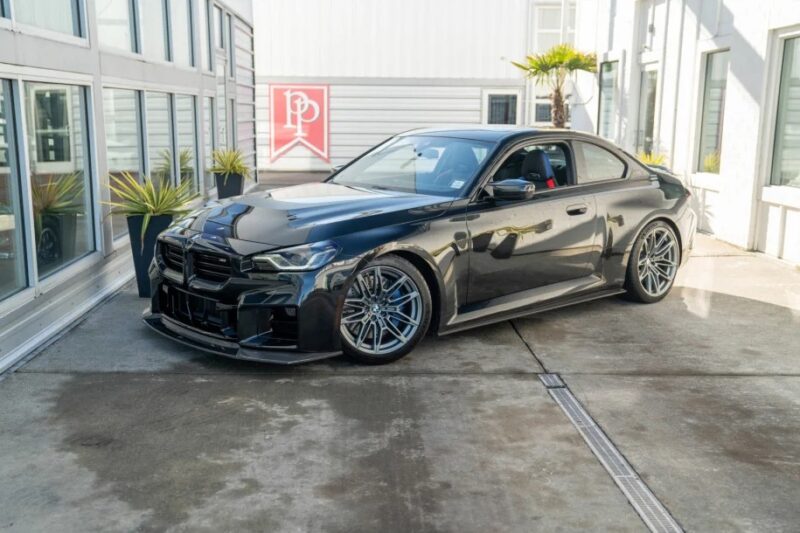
[566,203,588,216]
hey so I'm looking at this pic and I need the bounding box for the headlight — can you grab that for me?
[252,241,339,271]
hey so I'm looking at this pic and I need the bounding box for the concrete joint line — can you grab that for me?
[538,373,684,533]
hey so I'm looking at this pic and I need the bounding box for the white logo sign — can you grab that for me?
[283,90,320,138]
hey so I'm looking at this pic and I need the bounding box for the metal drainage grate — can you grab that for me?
[539,373,683,533]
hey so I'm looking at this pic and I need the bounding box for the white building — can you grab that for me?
[254,0,577,172]
[570,0,800,264]
[0,0,256,372]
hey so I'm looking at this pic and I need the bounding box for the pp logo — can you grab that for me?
[270,85,329,162]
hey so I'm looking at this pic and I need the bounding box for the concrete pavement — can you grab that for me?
[1,234,799,531]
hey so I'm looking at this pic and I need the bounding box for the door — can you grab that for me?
[636,65,658,154]
[465,140,600,305]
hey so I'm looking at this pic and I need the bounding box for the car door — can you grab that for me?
[465,138,602,305]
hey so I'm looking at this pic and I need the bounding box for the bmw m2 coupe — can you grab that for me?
[144,127,696,364]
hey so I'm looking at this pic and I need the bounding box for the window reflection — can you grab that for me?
[14,0,81,36]
[95,0,135,51]
[103,88,143,238]
[141,0,168,61]
[0,80,27,300]
[146,92,173,184]
[174,94,197,190]
[170,0,193,67]
[772,37,800,188]
[24,83,93,279]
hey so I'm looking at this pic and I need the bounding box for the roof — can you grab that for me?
[399,125,590,144]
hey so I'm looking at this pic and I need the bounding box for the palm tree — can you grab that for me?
[512,44,597,128]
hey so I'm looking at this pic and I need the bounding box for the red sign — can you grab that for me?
[270,84,329,162]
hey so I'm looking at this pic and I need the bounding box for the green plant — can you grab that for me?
[104,172,197,246]
[209,148,252,185]
[702,151,721,173]
[638,152,667,166]
[31,173,84,236]
[155,148,194,182]
[512,44,597,128]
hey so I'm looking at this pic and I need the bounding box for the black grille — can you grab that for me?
[162,243,184,272]
[160,286,236,337]
[193,251,232,282]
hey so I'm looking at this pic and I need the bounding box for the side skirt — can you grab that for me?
[439,277,625,336]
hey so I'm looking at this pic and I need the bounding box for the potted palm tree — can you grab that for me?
[512,44,597,128]
[209,148,252,199]
[105,172,196,297]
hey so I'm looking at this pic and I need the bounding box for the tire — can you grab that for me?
[624,220,680,303]
[339,255,432,364]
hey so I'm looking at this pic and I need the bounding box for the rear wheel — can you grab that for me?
[339,255,432,364]
[624,220,680,303]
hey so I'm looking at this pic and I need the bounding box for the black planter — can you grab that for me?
[126,214,173,298]
[215,173,244,199]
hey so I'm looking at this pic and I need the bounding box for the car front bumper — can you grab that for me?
[143,310,341,364]
[143,235,360,365]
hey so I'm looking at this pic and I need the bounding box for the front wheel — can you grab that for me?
[339,255,432,364]
[624,220,680,303]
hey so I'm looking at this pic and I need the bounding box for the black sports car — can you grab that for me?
[144,127,696,364]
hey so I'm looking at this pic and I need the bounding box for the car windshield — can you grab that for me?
[330,135,496,197]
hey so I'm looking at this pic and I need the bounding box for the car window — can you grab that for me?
[575,141,626,183]
[331,135,495,197]
[493,143,571,189]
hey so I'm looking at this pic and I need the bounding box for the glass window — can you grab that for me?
[330,135,494,198]
[0,80,27,300]
[697,51,729,173]
[576,142,626,183]
[493,143,571,189]
[198,0,212,71]
[771,37,800,188]
[487,94,517,125]
[227,13,235,77]
[174,94,197,191]
[597,61,619,140]
[95,0,135,51]
[636,69,658,154]
[145,92,173,183]
[214,5,224,48]
[13,0,81,36]
[24,83,93,279]
[141,0,168,61]
[203,96,215,191]
[103,88,143,238]
[216,58,228,148]
[170,0,193,67]
[535,102,551,123]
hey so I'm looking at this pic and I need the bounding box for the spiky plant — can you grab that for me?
[512,44,597,128]
[155,148,194,183]
[702,151,721,173]
[31,173,84,237]
[209,148,252,185]
[637,152,667,166]
[104,172,197,247]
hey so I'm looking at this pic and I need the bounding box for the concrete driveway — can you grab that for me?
[1,234,798,532]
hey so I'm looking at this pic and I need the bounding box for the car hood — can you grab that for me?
[172,182,453,252]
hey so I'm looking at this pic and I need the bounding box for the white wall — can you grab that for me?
[571,0,800,264]
[254,0,530,80]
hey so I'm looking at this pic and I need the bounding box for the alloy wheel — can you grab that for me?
[637,226,678,298]
[340,265,423,355]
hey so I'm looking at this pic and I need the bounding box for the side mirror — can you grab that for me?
[489,178,535,201]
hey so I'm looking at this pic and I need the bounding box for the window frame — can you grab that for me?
[481,88,522,126]
[756,25,800,212]
[572,139,629,185]
[2,0,88,45]
[695,49,729,175]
